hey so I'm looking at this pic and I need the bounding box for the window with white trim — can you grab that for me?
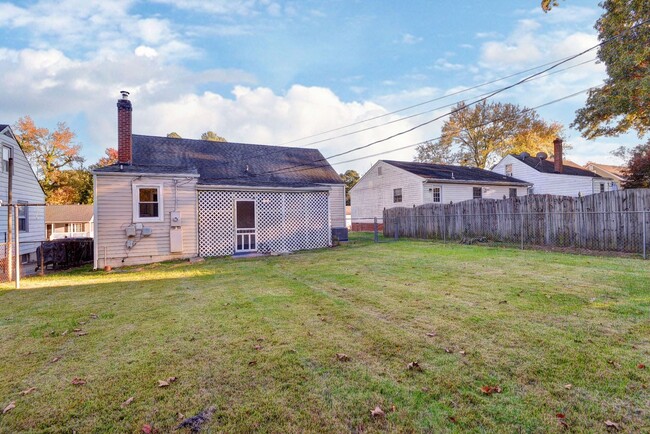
[18,201,28,232]
[432,186,441,203]
[2,146,10,172]
[132,184,164,222]
[505,163,513,177]
[393,188,402,203]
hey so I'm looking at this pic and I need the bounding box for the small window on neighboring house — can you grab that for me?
[132,184,164,222]
[393,188,402,203]
[505,164,513,177]
[378,166,382,176]
[18,201,28,232]
[21,253,29,265]
[2,146,10,172]
[432,187,441,203]
[473,187,482,200]
[509,188,517,198]
[599,183,605,193]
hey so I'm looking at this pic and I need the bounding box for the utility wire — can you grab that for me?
[210,16,649,181]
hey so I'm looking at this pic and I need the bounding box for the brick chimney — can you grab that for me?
[553,137,563,173]
[117,90,132,165]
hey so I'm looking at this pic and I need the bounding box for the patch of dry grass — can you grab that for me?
[0,234,648,432]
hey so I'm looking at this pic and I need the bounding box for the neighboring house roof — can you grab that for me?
[585,162,627,180]
[46,204,94,224]
[95,135,343,187]
[382,160,530,185]
[510,154,602,178]
[0,124,9,130]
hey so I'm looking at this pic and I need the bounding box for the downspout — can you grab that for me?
[6,153,13,281]
[93,173,98,269]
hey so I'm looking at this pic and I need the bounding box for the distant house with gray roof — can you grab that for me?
[46,204,94,240]
[349,159,530,230]
[492,139,611,197]
[92,92,345,269]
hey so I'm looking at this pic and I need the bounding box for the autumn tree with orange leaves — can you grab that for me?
[14,116,84,202]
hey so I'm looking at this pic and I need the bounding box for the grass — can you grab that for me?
[0,234,648,433]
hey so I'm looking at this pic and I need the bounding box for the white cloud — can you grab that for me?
[433,58,464,71]
[400,33,423,45]
[135,45,158,58]
[149,0,260,15]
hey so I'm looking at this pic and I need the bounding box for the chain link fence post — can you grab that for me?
[643,209,647,260]
[373,217,379,243]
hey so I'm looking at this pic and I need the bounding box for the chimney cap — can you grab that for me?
[120,90,130,99]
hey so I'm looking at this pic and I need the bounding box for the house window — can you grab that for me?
[599,183,605,193]
[432,187,441,203]
[393,188,402,203]
[509,188,517,198]
[18,201,28,232]
[2,146,10,172]
[21,253,30,265]
[71,223,84,232]
[505,164,513,177]
[132,184,164,222]
[473,187,482,200]
[378,166,382,176]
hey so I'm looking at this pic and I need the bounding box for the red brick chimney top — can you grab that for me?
[117,91,132,165]
[553,137,563,174]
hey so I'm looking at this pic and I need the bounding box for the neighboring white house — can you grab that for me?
[584,162,627,190]
[92,92,346,269]
[492,139,611,196]
[0,124,46,265]
[46,204,94,240]
[349,160,530,230]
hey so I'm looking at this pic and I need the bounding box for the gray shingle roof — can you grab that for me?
[383,160,530,185]
[95,135,343,187]
[46,204,94,223]
[0,124,9,130]
[514,154,601,177]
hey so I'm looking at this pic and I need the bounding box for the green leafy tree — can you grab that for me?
[47,169,93,204]
[569,1,650,139]
[415,101,564,168]
[339,170,360,205]
[201,131,227,142]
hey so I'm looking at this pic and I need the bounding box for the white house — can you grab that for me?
[349,160,530,230]
[92,92,346,269]
[0,124,46,267]
[492,139,611,196]
[46,204,94,240]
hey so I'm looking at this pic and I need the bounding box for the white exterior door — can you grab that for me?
[235,200,256,252]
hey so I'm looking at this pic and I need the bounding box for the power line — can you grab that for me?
[278,55,596,146]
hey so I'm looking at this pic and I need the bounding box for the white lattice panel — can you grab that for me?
[198,190,330,257]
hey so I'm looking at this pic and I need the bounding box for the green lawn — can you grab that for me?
[0,234,648,433]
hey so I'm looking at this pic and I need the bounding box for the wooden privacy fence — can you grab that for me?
[383,189,650,256]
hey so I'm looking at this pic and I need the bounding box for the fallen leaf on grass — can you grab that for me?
[253,344,263,351]
[371,406,385,418]
[425,332,437,337]
[61,330,68,336]
[607,360,621,369]
[459,350,466,356]
[73,328,82,332]
[2,402,15,414]
[480,385,502,395]
[248,360,257,366]
[604,420,620,430]
[391,405,396,412]
[564,384,572,390]
[90,313,98,319]
[19,387,36,396]
[158,377,177,388]
[336,353,350,362]
[177,412,185,421]
[556,413,565,419]
[121,397,134,408]
[71,378,86,386]
[142,424,158,434]
[51,357,61,363]
[638,364,646,369]
[75,331,88,337]
[444,348,453,354]
[407,361,422,371]
[78,321,87,325]
[448,416,457,423]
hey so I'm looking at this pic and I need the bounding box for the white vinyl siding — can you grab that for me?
[326,184,346,228]
[492,155,608,197]
[0,127,46,256]
[95,174,198,268]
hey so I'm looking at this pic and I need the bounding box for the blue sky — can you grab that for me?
[0,0,637,174]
